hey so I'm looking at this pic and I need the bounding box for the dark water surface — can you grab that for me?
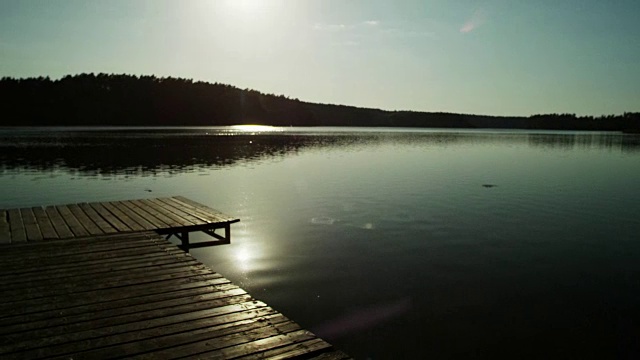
[2,127,640,359]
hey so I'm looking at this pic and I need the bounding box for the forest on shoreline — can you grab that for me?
[1,73,638,131]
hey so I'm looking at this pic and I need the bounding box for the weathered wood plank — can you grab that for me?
[0,236,160,264]
[0,240,197,274]
[119,200,170,228]
[238,338,333,360]
[111,201,156,230]
[0,274,228,319]
[32,206,58,240]
[132,321,303,359]
[68,204,103,236]
[0,248,183,282]
[137,198,188,227]
[1,265,216,304]
[1,258,203,293]
[2,258,198,291]
[0,285,247,336]
[0,282,239,328]
[162,196,228,223]
[89,202,130,232]
[7,209,26,243]
[0,231,179,261]
[0,252,193,288]
[78,203,117,233]
[0,243,184,277]
[206,329,319,360]
[101,202,145,232]
[0,296,257,354]
[0,226,158,253]
[44,206,74,239]
[174,195,239,223]
[0,235,160,267]
[131,199,182,228]
[19,208,42,241]
[140,199,194,227]
[60,310,282,360]
[0,210,11,244]
[56,205,89,237]
[0,240,183,274]
[147,198,200,226]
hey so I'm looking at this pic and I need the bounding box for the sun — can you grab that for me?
[227,0,267,14]
[216,0,271,23]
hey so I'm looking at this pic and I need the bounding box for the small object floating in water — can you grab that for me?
[482,184,497,188]
[144,189,152,192]
[311,217,336,225]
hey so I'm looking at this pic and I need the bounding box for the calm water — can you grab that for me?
[2,127,640,359]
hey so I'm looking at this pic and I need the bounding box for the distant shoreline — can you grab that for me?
[0,125,634,133]
[1,74,638,131]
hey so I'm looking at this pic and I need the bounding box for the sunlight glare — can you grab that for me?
[230,125,281,132]
[224,0,269,19]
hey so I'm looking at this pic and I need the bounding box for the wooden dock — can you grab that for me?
[0,198,350,359]
[1,196,240,249]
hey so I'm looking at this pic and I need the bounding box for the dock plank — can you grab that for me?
[174,195,239,223]
[56,205,90,237]
[0,282,239,328]
[32,207,58,240]
[131,199,182,228]
[101,202,145,232]
[64,310,282,360]
[0,252,193,288]
[137,322,304,359]
[0,257,203,293]
[0,242,183,275]
[162,196,227,223]
[237,337,333,360]
[120,200,170,229]
[19,208,42,241]
[1,264,216,304]
[0,274,228,319]
[68,204,103,236]
[0,241,174,274]
[0,231,162,260]
[152,198,205,225]
[0,282,245,336]
[0,210,11,244]
[78,203,118,234]
[7,209,27,243]
[0,295,255,353]
[147,198,200,226]
[44,206,74,239]
[112,201,156,230]
[89,202,131,232]
[139,199,194,227]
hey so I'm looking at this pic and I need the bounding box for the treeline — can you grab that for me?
[1,73,638,130]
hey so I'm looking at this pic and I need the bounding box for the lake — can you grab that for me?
[2,127,640,358]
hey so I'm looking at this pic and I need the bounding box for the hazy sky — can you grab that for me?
[1,0,639,116]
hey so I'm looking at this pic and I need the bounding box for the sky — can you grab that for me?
[1,0,639,116]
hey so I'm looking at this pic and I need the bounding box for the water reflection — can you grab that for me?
[1,128,639,176]
[526,132,639,151]
[2,127,640,358]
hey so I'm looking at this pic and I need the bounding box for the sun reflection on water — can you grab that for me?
[229,125,283,133]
